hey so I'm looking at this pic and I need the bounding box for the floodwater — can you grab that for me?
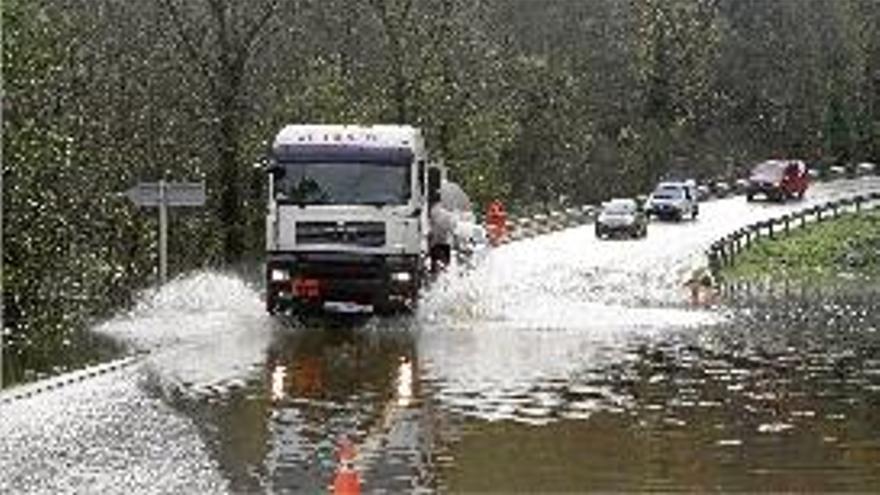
[440,282,880,492]
[2,177,880,493]
[139,280,877,493]
[2,326,123,386]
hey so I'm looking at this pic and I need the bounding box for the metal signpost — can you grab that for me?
[124,180,206,285]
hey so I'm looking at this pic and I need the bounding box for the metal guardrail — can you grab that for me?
[706,191,880,274]
[500,205,596,243]
[0,355,145,405]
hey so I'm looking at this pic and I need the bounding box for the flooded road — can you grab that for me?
[2,177,880,493]
[441,283,880,492]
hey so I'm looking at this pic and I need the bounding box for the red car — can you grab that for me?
[746,160,809,202]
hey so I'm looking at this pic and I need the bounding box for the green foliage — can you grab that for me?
[725,211,880,281]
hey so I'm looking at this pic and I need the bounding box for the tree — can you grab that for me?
[159,0,281,263]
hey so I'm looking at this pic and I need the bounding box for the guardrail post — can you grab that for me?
[767,220,774,239]
[708,245,721,274]
[855,196,862,213]
[783,215,790,235]
[817,207,823,222]
[158,180,168,285]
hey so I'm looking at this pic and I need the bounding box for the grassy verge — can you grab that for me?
[723,210,880,281]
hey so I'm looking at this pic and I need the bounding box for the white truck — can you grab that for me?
[264,124,471,314]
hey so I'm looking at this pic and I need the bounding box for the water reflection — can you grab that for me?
[396,358,414,408]
[159,316,433,493]
[267,320,436,493]
[135,274,880,492]
[436,284,880,492]
[270,364,287,402]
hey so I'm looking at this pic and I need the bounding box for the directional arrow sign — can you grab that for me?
[125,181,206,207]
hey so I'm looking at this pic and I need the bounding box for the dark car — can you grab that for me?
[595,198,648,239]
[746,160,809,202]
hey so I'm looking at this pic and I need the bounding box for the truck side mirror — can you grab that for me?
[428,167,442,205]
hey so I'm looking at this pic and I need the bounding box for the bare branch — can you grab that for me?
[206,0,231,61]
[242,0,281,51]
[158,0,215,83]
[399,0,414,24]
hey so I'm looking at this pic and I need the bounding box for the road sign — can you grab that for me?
[125,181,206,207]
[123,180,207,285]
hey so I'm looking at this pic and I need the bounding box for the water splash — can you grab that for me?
[95,271,276,399]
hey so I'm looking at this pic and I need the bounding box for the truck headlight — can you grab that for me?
[270,268,289,282]
[391,271,412,283]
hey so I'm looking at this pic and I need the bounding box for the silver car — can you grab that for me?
[646,181,699,221]
[595,198,648,239]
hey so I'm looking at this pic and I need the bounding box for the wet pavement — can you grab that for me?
[2,177,880,493]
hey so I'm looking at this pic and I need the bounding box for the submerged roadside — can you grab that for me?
[1,260,264,388]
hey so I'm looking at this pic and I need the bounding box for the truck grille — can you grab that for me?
[296,221,386,247]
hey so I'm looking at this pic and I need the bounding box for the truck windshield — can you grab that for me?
[273,162,410,206]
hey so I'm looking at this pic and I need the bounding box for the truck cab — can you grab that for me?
[265,125,441,314]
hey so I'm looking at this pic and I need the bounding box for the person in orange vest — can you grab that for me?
[485,199,508,246]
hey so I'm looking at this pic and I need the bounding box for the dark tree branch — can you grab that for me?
[242,0,281,53]
[207,0,231,64]
[158,0,216,89]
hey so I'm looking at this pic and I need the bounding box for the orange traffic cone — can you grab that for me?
[332,438,361,495]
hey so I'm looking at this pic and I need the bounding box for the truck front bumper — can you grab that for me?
[265,252,422,313]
